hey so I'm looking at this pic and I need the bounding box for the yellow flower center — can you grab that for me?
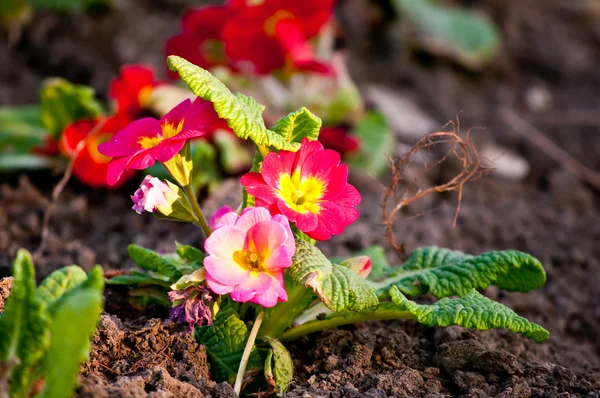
[88,132,113,163]
[138,136,163,149]
[137,85,154,109]
[278,169,325,214]
[264,10,295,37]
[233,250,266,272]
[137,119,185,149]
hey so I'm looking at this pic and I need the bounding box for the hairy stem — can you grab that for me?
[234,311,264,396]
[278,308,414,343]
[182,184,212,238]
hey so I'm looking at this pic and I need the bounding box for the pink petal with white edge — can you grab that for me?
[251,274,287,307]
[248,221,288,258]
[204,225,246,258]
[204,255,248,285]
[98,118,161,158]
[234,207,272,233]
[263,245,293,271]
[206,273,234,295]
[230,272,272,302]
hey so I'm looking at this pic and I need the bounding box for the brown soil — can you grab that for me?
[1,0,600,396]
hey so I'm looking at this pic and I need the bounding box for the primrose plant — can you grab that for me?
[105,56,549,396]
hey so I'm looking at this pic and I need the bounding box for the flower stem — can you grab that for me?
[182,184,212,238]
[234,311,264,396]
[278,308,414,343]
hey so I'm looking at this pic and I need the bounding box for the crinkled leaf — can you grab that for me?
[35,265,87,311]
[127,244,182,281]
[195,308,262,384]
[0,105,46,153]
[263,337,294,397]
[395,0,501,69]
[272,107,322,144]
[0,249,50,398]
[390,286,549,342]
[38,267,104,398]
[376,247,546,298]
[347,111,394,175]
[39,78,104,137]
[288,241,378,312]
[167,56,297,151]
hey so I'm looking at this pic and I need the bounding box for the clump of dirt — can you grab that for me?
[78,314,234,397]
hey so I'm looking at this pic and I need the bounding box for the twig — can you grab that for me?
[35,119,107,259]
[501,108,600,190]
[383,121,488,257]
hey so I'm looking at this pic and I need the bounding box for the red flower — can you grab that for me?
[59,114,135,188]
[109,65,161,117]
[222,0,335,75]
[31,136,59,157]
[165,1,243,78]
[318,126,360,155]
[240,138,361,240]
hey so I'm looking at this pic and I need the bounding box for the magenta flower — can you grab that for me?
[240,138,362,241]
[209,205,233,229]
[131,175,178,214]
[203,207,295,308]
[98,98,224,185]
[168,285,213,332]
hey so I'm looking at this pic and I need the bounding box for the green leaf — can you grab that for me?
[106,275,171,288]
[0,154,62,171]
[272,107,322,144]
[390,286,549,342]
[395,0,501,69]
[176,242,206,264]
[375,247,546,298]
[263,337,294,396]
[127,244,183,281]
[0,105,46,153]
[35,265,87,311]
[38,267,104,398]
[0,249,50,398]
[195,308,262,384]
[39,77,104,137]
[167,56,298,151]
[288,241,378,312]
[347,111,394,175]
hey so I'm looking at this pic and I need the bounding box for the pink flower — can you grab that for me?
[98,97,223,185]
[203,207,295,308]
[240,138,361,240]
[209,205,233,229]
[131,175,177,214]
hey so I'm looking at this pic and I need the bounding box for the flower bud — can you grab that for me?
[340,255,371,279]
[131,175,196,223]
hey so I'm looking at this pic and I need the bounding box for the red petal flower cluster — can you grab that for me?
[241,138,361,240]
[59,114,135,188]
[109,65,161,118]
[166,0,335,76]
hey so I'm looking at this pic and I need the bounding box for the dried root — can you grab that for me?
[383,120,489,257]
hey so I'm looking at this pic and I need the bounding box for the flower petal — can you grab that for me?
[98,118,161,158]
[234,207,272,233]
[206,273,234,295]
[248,220,288,258]
[230,272,272,302]
[277,199,318,231]
[106,156,133,186]
[263,245,293,271]
[306,201,346,241]
[240,173,278,204]
[260,152,286,188]
[204,225,246,258]
[161,98,191,128]
[204,255,249,285]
